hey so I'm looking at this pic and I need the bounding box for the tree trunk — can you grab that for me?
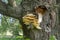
[0,0,58,40]
[55,0,60,40]
[19,0,57,40]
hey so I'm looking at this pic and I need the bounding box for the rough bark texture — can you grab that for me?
[20,0,57,40]
[0,0,22,19]
[56,0,60,40]
[0,0,59,40]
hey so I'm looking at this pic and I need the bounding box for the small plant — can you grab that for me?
[49,35,57,40]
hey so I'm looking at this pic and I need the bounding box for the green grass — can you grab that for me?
[0,38,15,40]
[0,38,23,40]
[0,36,24,40]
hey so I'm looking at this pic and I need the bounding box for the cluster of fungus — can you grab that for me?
[23,14,41,29]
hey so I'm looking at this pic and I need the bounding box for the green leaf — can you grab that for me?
[25,38,30,40]
[49,35,57,40]
[16,36,23,38]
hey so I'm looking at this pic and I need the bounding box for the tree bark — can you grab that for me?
[19,0,57,40]
[0,0,22,19]
[55,0,60,40]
